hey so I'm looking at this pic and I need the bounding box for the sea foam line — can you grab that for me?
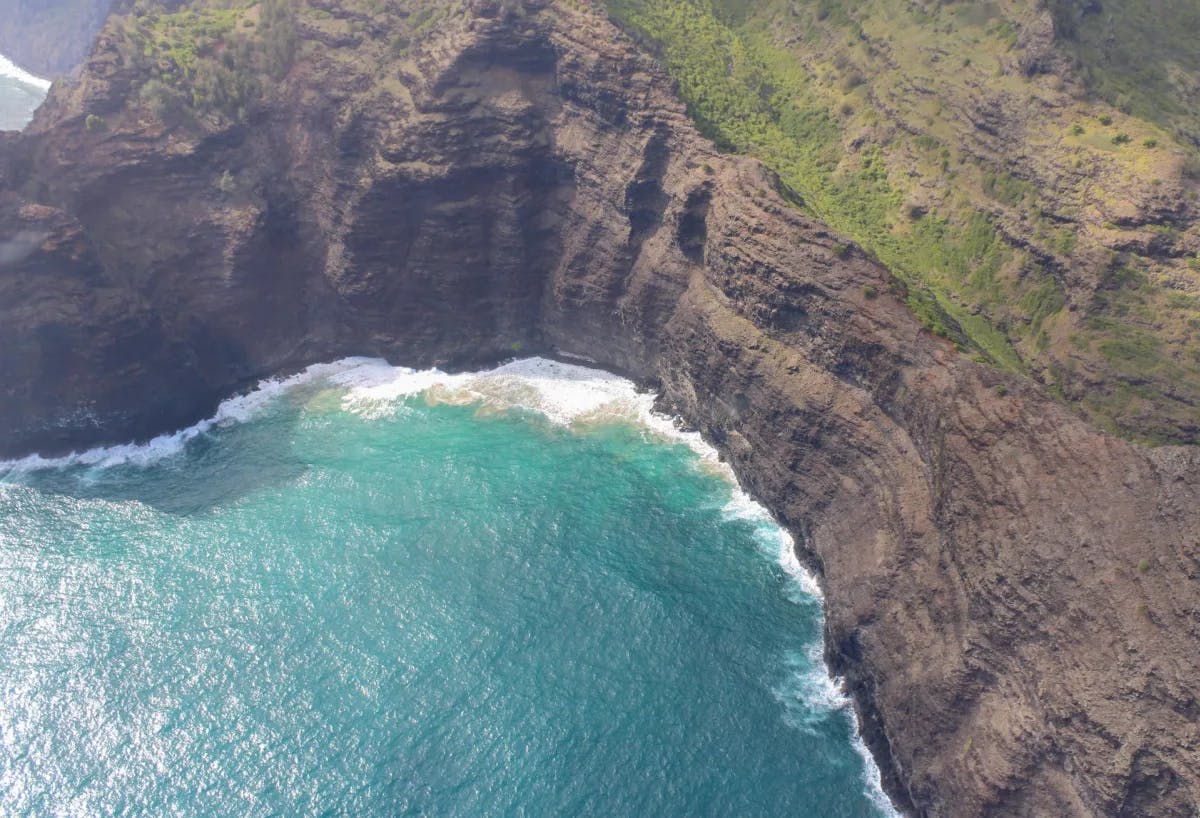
[0,354,900,814]
[0,54,50,91]
[0,359,365,474]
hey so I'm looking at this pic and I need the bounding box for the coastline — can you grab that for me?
[0,53,50,91]
[1,354,903,816]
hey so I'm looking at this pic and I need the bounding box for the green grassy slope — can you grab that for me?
[603,0,1200,442]
[99,0,470,126]
[1050,0,1200,146]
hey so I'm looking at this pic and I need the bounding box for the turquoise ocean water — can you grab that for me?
[0,358,897,816]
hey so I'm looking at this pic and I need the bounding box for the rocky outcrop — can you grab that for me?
[1,1,1199,815]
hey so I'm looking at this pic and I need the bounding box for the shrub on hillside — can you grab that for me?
[140,78,187,121]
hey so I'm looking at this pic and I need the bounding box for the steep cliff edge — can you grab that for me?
[1,1,1199,815]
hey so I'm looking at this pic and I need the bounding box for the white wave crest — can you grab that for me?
[774,645,852,726]
[0,54,50,91]
[772,644,898,816]
[0,359,364,474]
[852,708,905,818]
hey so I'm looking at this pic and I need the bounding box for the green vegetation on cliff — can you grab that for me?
[112,0,297,124]
[607,0,1028,369]
[108,0,459,125]
[603,0,1200,443]
[1049,0,1200,146]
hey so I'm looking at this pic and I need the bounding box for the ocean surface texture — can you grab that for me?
[0,358,896,817]
[0,53,49,131]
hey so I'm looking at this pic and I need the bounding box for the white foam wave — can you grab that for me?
[852,708,905,817]
[771,640,898,815]
[782,644,900,817]
[775,645,852,721]
[0,54,50,91]
[0,359,366,475]
[330,356,721,456]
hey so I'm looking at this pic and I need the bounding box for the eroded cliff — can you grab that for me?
[1,1,1199,815]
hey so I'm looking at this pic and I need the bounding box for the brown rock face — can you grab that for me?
[2,2,1199,815]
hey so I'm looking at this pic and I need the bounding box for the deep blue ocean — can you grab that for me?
[0,358,898,817]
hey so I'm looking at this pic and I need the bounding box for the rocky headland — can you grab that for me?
[0,1,1198,815]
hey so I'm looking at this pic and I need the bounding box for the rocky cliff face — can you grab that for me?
[1,1,1199,815]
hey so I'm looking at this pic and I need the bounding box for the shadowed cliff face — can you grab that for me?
[1,2,1200,815]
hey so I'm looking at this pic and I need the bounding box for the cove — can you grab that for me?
[0,358,897,816]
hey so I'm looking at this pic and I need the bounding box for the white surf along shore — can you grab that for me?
[0,355,900,816]
[0,53,50,91]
